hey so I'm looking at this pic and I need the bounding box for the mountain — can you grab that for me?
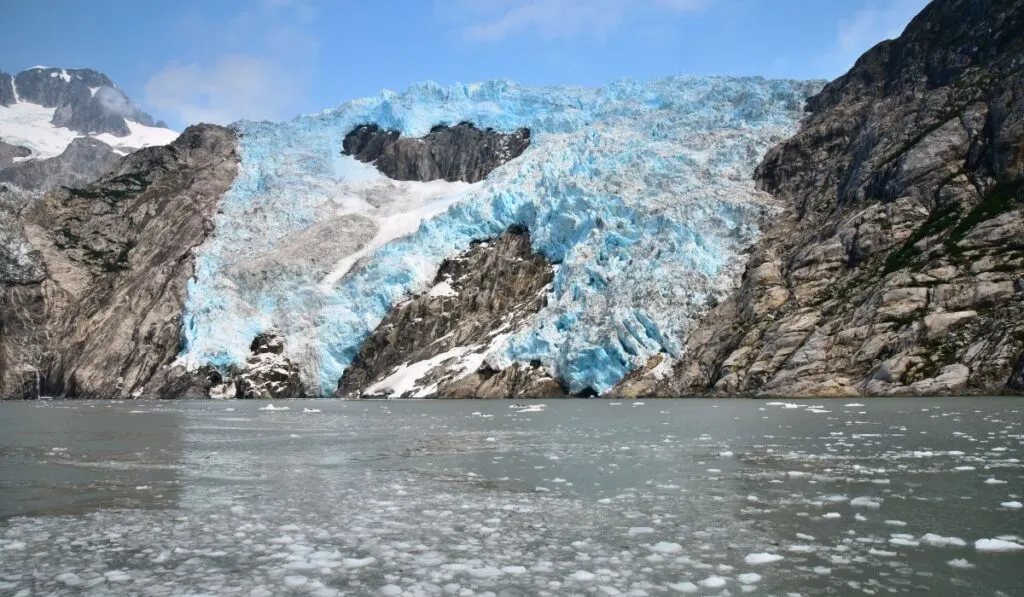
[1,0,1022,400]
[0,66,178,192]
[617,0,1024,397]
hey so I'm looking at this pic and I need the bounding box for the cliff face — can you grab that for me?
[618,0,1024,397]
[342,122,531,184]
[337,226,561,399]
[0,125,238,399]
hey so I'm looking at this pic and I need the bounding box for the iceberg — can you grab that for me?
[180,76,819,394]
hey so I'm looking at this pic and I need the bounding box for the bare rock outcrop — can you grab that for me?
[342,122,530,183]
[337,226,561,398]
[616,0,1024,397]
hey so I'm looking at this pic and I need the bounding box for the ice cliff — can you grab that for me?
[179,76,820,394]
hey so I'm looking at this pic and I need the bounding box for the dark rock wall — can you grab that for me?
[0,125,238,399]
[0,73,15,106]
[342,122,530,183]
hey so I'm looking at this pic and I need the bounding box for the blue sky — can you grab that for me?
[2,0,929,129]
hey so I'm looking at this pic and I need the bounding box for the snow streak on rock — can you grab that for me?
[181,77,819,394]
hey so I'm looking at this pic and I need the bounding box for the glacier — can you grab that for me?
[179,76,820,395]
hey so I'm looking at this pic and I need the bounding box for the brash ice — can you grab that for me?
[179,76,819,394]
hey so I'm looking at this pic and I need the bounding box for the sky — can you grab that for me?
[1,0,931,130]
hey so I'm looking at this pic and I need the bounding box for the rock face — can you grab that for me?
[337,226,561,398]
[342,122,530,183]
[233,333,304,399]
[616,0,1024,397]
[0,74,15,106]
[0,141,31,169]
[0,137,119,191]
[0,125,238,399]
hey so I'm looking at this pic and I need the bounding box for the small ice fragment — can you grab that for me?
[850,496,882,509]
[303,408,321,413]
[920,534,966,547]
[569,570,597,582]
[736,573,761,584]
[884,520,907,527]
[259,404,289,411]
[984,478,1007,485]
[744,553,783,565]
[699,576,727,588]
[1000,501,1022,509]
[668,582,699,593]
[379,585,403,596]
[628,527,655,535]
[975,538,1024,552]
[822,512,841,519]
[813,566,832,575]
[651,541,683,554]
[947,558,975,569]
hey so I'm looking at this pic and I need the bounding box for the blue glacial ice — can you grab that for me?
[180,76,820,394]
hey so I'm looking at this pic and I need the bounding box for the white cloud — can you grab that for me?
[820,0,930,77]
[144,0,319,126]
[144,56,298,125]
[446,0,709,43]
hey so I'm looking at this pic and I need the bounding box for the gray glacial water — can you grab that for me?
[0,398,1022,597]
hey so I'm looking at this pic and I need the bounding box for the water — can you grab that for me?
[0,398,1021,596]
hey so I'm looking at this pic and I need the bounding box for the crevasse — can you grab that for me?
[180,76,820,394]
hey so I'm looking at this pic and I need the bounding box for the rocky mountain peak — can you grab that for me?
[1,66,164,137]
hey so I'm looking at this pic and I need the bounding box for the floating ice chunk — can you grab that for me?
[104,570,131,583]
[470,566,503,578]
[855,513,868,522]
[1001,501,1023,509]
[343,557,377,568]
[889,536,919,547]
[884,520,907,527]
[651,541,683,554]
[850,496,882,509]
[868,549,897,557]
[668,582,699,593]
[259,404,290,411]
[56,573,84,587]
[744,552,783,565]
[736,573,761,584]
[947,558,975,569]
[502,565,528,575]
[822,512,841,519]
[975,538,1024,552]
[628,527,655,535]
[813,566,832,575]
[699,576,727,588]
[844,403,865,407]
[303,408,322,413]
[719,451,734,457]
[380,585,403,596]
[984,478,1007,485]
[569,570,597,582]
[920,534,966,547]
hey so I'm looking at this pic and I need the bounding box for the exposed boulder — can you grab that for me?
[342,122,530,183]
[337,225,558,398]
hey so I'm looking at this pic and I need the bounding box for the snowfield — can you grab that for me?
[0,102,178,159]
